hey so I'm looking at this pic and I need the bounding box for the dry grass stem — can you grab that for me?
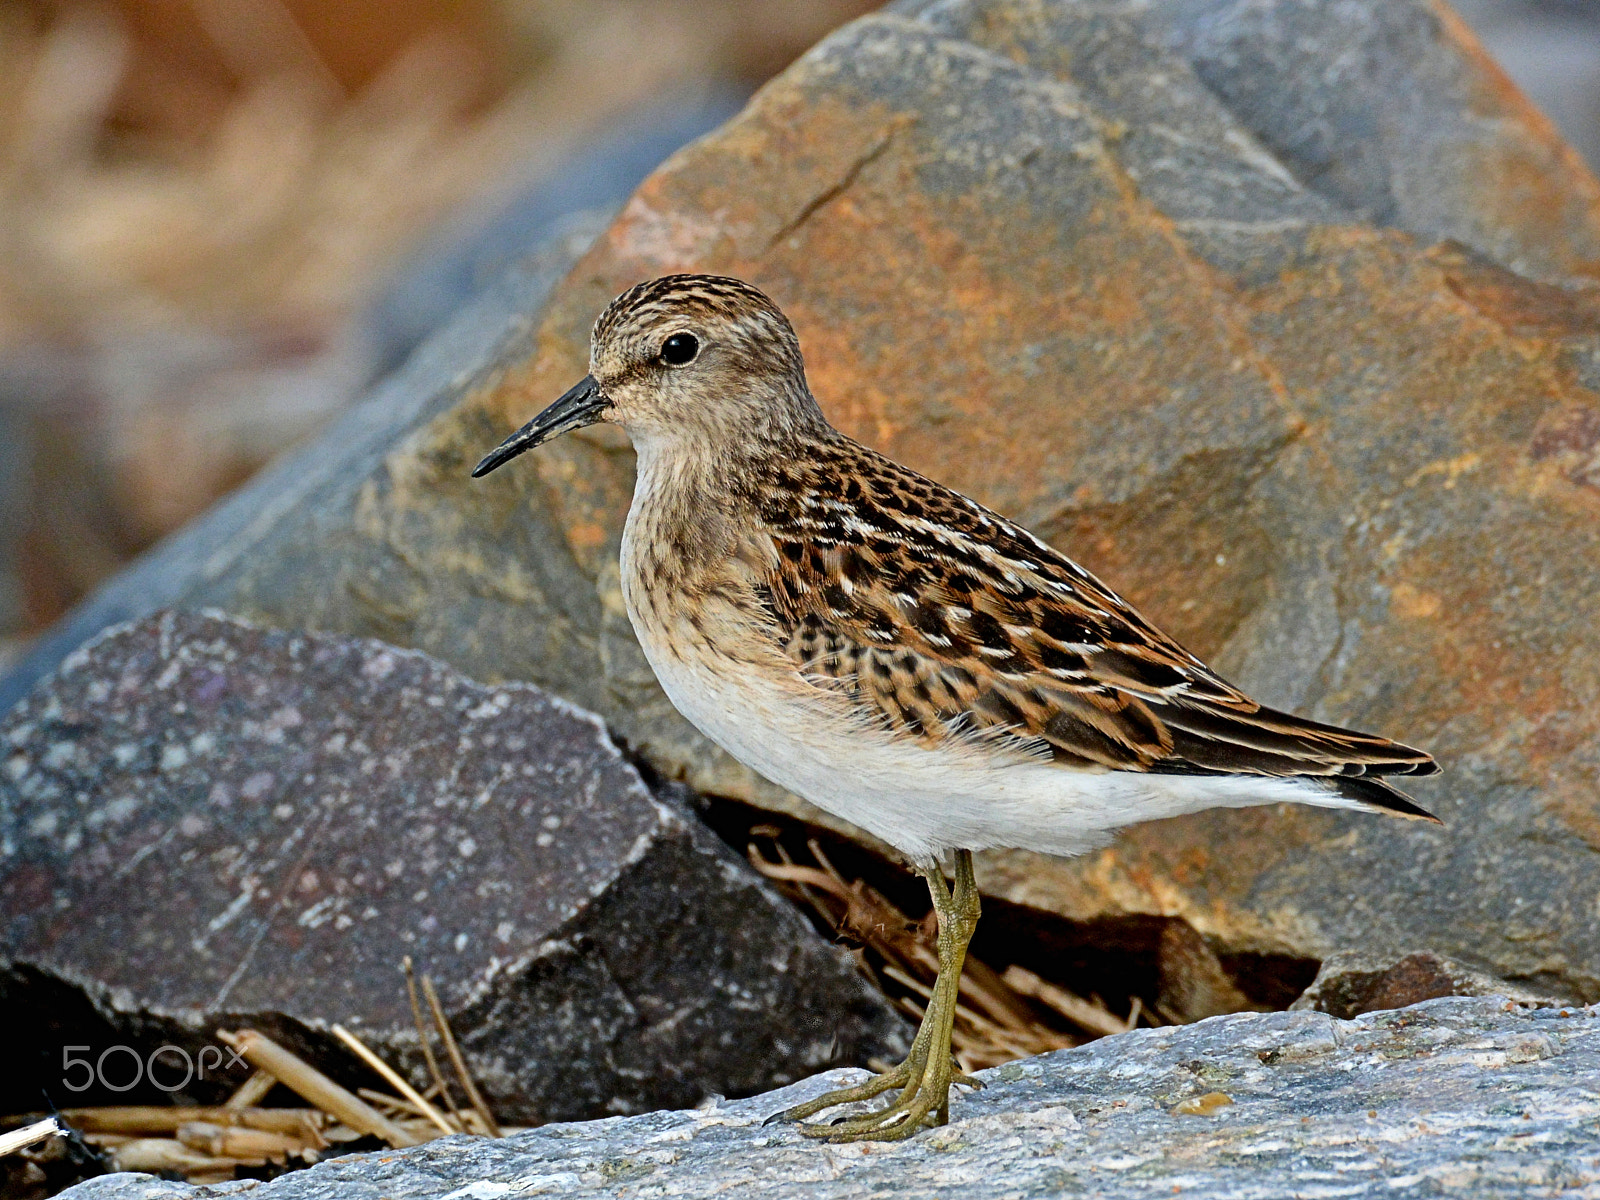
[357,1088,419,1115]
[0,1117,61,1157]
[110,1137,245,1174]
[880,962,934,1003]
[356,1088,473,1135]
[78,1133,135,1147]
[420,974,502,1137]
[1125,995,1145,1031]
[957,956,1047,1034]
[1001,966,1131,1039]
[59,1106,323,1137]
[224,1069,279,1109]
[216,1029,418,1148]
[37,991,504,1186]
[332,1024,455,1137]
[175,1122,305,1165]
[406,955,467,1130]
[749,837,1125,1069]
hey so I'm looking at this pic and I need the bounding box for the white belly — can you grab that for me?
[628,607,1349,865]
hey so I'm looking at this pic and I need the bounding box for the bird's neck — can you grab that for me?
[627,393,830,515]
[623,422,829,596]
[628,431,758,563]
[629,432,737,539]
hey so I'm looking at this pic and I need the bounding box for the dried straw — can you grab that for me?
[332,1024,454,1137]
[0,1117,61,1157]
[216,1029,418,1148]
[420,974,501,1137]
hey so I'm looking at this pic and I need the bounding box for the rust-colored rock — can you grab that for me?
[7,0,1600,1002]
[1292,949,1555,1019]
[477,0,1600,1000]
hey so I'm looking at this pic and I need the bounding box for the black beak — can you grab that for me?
[471,375,609,477]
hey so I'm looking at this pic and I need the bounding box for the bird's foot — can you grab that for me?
[766,1056,916,1128]
[795,1050,978,1143]
[765,1049,982,1141]
[765,849,984,1145]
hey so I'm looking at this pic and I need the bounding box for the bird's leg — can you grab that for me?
[770,850,983,1143]
[767,867,949,1127]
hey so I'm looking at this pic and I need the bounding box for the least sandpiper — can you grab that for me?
[473,274,1439,1142]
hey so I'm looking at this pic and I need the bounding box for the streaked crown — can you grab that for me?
[584,274,825,448]
[470,274,828,479]
[593,274,806,380]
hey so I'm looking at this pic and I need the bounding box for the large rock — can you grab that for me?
[0,611,906,1120]
[5,0,1600,1001]
[56,997,1600,1199]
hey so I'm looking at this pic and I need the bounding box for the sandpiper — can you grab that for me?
[473,274,1439,1143]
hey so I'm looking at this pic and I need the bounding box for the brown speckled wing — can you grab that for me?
[752,435,1437,783]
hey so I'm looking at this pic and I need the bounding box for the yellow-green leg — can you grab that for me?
[768,850,984,1143]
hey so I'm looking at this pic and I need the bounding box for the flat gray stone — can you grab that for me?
[57,997,1600,1199]
[0,611,906,1121]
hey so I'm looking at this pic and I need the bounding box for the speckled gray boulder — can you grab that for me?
[57,997,1600,1199]
[0,610,906,1121]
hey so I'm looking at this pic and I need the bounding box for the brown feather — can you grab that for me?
[748,431,1437,783]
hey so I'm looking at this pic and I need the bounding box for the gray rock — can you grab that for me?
[56,997,1600,1199]
[0,611,906,1121]
[895,0,1600,281]
[1446,1,1600,176]
[1147,0,1600,281]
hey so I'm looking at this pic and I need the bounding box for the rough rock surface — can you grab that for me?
[1293,949,1557,1020]
[57,997,1600,1199]
[5,0,1600,1001]
[0,611,905,1120]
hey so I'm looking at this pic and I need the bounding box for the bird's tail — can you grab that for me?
[1325,775,1441,823]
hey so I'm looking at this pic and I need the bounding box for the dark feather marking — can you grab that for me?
[1038,644,1086,674]
[1038,608,1097,645]
[1094,649,1188,691]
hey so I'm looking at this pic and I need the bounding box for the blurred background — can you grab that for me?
[0,0,1595,676]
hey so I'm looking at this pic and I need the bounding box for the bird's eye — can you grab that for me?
[660,333,699,366]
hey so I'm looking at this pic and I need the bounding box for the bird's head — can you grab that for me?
[472,274,823,478]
